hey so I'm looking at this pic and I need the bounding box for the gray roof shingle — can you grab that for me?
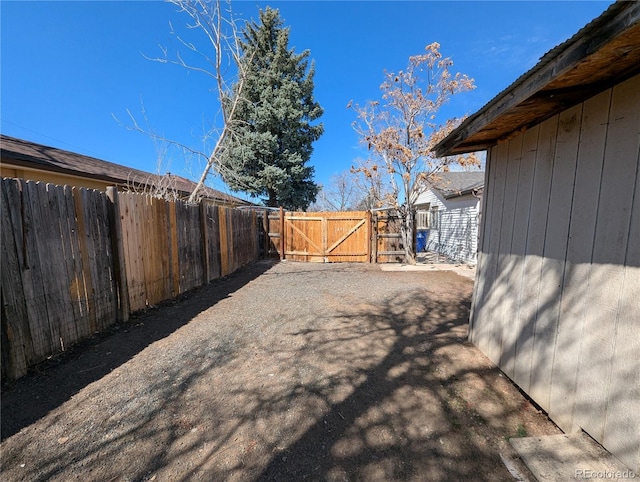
[429,171,484,199]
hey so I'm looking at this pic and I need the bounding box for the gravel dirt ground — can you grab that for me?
[1,259,561,481]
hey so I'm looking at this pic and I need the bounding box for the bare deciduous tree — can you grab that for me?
[310,171,361,211]
[350,42,480,263]
[117,0,254,203]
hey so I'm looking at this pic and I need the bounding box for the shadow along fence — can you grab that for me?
[1,178,260,381]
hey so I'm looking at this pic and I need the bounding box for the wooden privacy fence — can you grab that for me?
[1,179,117,381]
[114,192,259,313]
[1,178,261,381]
[2,179,405,381]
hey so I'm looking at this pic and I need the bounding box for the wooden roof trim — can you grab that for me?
[434,1,640,157]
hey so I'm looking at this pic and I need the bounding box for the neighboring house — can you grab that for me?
[434,2,639,473]
[0,135,250,207]
[414,171,484,264]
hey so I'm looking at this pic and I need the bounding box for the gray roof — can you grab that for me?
[0,134,251,206]
[434,1,640,156]
[429,171,484,199]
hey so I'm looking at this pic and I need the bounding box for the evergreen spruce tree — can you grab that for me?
[219,7,324,210]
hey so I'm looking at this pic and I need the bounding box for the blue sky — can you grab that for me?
[2,1,613,201]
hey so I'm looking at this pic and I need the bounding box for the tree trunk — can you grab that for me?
[401,209,416,264]
[267,189,278,208]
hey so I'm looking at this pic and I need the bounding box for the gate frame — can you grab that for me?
[265,209,374,263]
[263,208,407,264]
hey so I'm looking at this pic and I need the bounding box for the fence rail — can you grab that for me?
[1,179,261,381]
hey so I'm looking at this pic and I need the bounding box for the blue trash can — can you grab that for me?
[416,229,429,252]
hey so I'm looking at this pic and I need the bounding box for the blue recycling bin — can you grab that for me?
[416,229,429,252]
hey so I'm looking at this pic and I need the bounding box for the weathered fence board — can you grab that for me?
[1,180,118,380]
[20,183,53,359]
[106,187,130,322]
[31,182,60,354]
[120,193,144,312]
[168,200,180,298]
[236,208,259,269]
[59,186,83,339]
[217,207,259,275]
[203,204,222,281]
[1,180,32,379]
[90,188,117,331]
[176,201,204,292]
[219,206,230,277]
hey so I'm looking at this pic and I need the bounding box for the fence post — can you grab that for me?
[371,211,378,264]
[262,208,268,258]
[167,201,180,297]
[106,187,130,322]
[252,210,259,260]
[279,206,285,260]
[367,210,372,263]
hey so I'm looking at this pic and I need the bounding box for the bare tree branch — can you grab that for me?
[118,0,254,203]
[310,171,362,211]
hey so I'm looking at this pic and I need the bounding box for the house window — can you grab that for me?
[430,206,440,230]
[416,211,430,229]
[415,203,431,229]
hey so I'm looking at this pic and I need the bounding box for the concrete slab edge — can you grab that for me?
[510,432,637,481]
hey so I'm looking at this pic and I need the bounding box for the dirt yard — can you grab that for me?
[1,259,561,481]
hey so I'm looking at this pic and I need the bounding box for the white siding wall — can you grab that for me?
[471,74,640,472]
[415,189,480,264]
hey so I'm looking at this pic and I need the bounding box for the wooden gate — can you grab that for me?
[267,209,371,262]
[372,209,405,263]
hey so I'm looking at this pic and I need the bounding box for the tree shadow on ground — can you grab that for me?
[0,259,277,441]
[1,266,556,481]
[252,289,514,481]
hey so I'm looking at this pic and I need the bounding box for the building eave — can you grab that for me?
[434,1,640,157]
